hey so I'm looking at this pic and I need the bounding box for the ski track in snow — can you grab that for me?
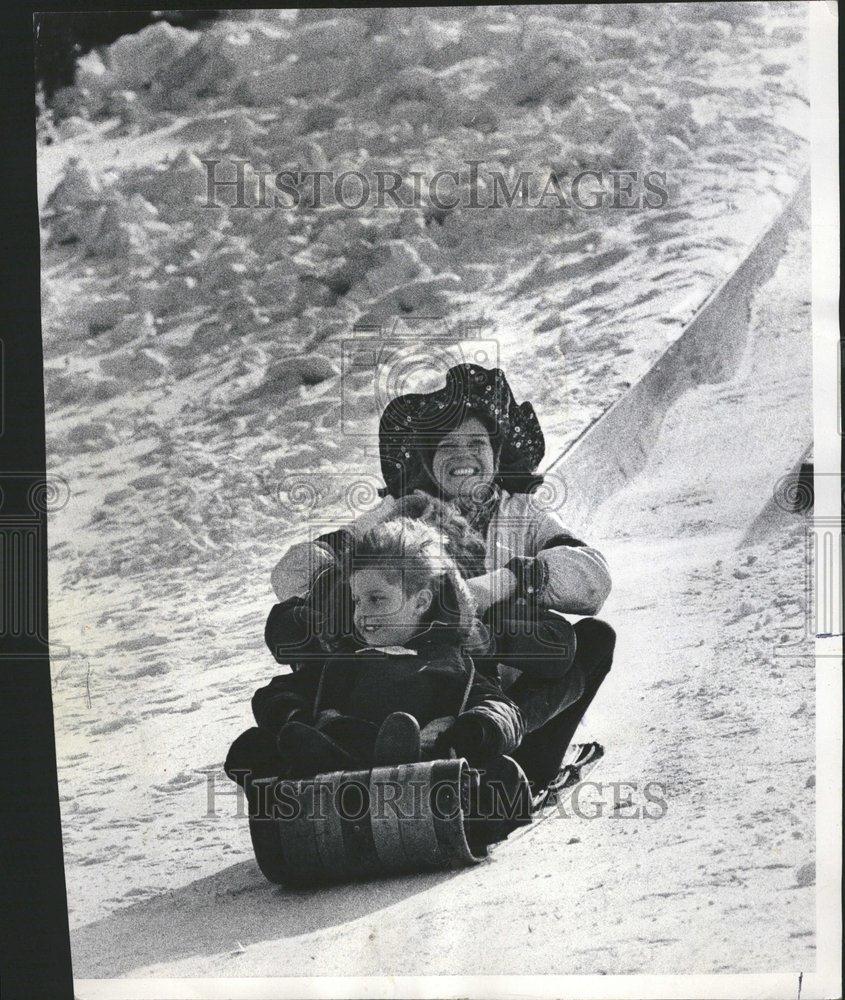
[36,3,814,977]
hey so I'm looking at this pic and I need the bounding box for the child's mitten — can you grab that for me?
[443,713,498,766]
[420,716,456,757]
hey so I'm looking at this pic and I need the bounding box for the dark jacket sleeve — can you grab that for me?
[251,662,323,731]
[265,537,358,662]
[264,597,326,664]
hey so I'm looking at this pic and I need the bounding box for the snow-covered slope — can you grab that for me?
[37,3,813,971]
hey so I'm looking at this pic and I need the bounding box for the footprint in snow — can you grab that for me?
[90,715,136,735]
[794,863,814,888]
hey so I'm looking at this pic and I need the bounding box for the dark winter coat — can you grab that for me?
[255,557,525,760]
[252,631,524,762]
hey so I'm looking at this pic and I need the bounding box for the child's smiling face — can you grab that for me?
[431,415,496,501]
[350,568,433,647]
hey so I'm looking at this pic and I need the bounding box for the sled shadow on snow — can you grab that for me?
[71,857,471,977]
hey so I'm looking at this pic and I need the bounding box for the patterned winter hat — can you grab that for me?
[378,363,545,498]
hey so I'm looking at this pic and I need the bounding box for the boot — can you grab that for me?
[374,712,421,766]
[464,755,532,850]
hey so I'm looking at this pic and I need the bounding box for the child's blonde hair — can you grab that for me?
[346,516,487,651]
[386,492,487,580]
[353,517,453,598]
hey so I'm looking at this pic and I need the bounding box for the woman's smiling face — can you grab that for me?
[430,415,496,501]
